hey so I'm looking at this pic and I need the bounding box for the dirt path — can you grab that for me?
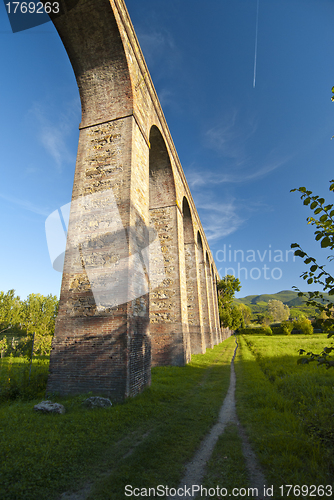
[61,336,268,500]
[168,335,268,500]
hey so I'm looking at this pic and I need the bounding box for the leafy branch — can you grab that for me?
[291,179,334,368]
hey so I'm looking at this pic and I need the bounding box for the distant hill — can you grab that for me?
[234,290,334,316]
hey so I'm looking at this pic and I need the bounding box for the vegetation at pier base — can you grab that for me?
[0,356,49,402]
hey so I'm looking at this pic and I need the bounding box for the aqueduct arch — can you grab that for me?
[46,0,228,400]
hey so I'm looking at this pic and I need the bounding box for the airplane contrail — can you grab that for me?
[253,0,260,88]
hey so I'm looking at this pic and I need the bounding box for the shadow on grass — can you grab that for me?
[0,339,236,500]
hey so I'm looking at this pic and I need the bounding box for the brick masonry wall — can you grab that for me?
[47,0,226,400]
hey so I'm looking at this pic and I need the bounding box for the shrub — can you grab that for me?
[264,326,273,336]
[270,322,293,335]
[293,317,313,335]
[281,320,294,335]
[238,326,272,335]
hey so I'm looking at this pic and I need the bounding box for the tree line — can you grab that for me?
[0,290,58,357]
[216,275,320,335]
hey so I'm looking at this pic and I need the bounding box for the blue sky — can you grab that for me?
[1,0,334,300]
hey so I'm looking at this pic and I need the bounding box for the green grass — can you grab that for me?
[202,423,251,500]
[235,334,334,499]
[0,337,236,500]
[0,356,49,401]
[3,334,334,500]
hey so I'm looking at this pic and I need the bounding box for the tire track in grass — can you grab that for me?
[168,335,269,500]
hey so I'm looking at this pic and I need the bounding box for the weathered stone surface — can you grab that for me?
[34,401,65,414]
[82,396,112,408]
[46,0,228,401]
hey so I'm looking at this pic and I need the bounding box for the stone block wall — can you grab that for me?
[46,0,229,400]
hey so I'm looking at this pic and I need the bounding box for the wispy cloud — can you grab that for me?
[197,200,245,241]
[23,165,42,177]
[29,98,80,171]
[137,30,176,70]
[204,108,257,162]
[157,88,174,108]
[0,192,49,216]
[186,155,289,188]
[192,190,246,241]
[193,108,294,187]
[191,189,272,242]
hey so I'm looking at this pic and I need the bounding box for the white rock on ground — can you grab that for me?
[82,396,112,408]
[34,401,66,414]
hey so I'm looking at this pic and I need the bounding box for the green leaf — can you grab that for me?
[307,278,313,284]
[299,187,306,192]
[291,243,299,248]
[321,236,331,248]
[303,198,311,205]
[320,214,328,222]
[310,202,317,209]
[294,250,306,258]
[314,208,322,215]
[310,265,318,272]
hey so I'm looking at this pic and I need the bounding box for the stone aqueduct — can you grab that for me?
[46,0,231,401]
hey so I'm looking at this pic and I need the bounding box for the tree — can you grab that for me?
[239,303,252,325]
[21,293,59,356]
[291,179,334,367]
[0,289,22,335]
[314,307,334,333]
[217,275,244,330]
[293,317,313,335]
[289,308,306,321]
[268,299,290,322]
[281,320,293,335]
[21,293,58,337]
[217,274,241,302]
[254,312,273,326]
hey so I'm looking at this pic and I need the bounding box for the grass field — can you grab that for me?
[1,334,334,499]
[0,337,236,500]
[234,334,334,499]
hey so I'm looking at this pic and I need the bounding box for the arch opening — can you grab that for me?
[149,126,186,366]
[182,197,204,354]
